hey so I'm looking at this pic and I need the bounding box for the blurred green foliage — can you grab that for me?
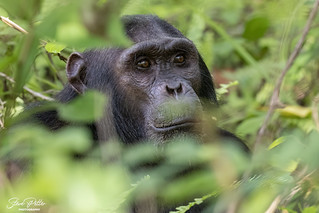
[1,0,319,212]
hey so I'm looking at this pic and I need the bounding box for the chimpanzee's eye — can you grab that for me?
[173,54,186,64]
[136,59,151,69]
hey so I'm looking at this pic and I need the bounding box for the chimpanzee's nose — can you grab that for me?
[166,82,183,97]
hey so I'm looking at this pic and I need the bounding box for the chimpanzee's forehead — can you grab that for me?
[117,37,198,63]
[134,38,195,53]
[130,37,195,51]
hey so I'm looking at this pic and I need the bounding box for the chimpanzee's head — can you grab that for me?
[64,15,217,144]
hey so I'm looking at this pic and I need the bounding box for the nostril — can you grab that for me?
[176,83,182,93]
[166,83,183,96]
[166,85,174,95]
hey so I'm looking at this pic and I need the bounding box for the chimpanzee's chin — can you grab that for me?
[148,122,200,143]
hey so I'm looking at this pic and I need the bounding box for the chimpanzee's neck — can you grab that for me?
[56,84,79,103]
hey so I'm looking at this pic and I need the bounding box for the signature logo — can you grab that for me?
[7,197,46,211]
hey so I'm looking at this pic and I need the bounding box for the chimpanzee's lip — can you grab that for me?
[152,118,198,132]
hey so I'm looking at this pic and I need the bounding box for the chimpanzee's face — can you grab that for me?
[65,15,219,144]
[116,38,203,142]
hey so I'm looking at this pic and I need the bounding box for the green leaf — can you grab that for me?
[44,42,66,54]
[243,16,270,41]
[58,90,107,122]
[53,127,91,153]
[302,206,317,213]
[277,105,311,118]
[170,192,217,213]
[216,81,239,96]
[268,137,284,150]
[236,115,264,137]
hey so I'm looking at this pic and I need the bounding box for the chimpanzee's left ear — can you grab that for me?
[66,52,87,94]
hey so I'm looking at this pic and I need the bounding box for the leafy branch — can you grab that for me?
[254,0,319,151]
[226,1,319,213]
[0,72,54,101]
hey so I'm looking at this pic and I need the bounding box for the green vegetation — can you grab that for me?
[1,0,319,212]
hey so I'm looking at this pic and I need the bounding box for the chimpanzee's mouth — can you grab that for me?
[152,118,198,132]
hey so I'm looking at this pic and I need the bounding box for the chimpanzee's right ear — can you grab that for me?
[66,52,87,94]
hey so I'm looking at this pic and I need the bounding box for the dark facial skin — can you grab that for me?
[115,38,202,142]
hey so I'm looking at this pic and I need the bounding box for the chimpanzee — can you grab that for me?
[30,14,249,212]
[35,15,246,146]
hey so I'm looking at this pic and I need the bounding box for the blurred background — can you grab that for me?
[1,0,319,212]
